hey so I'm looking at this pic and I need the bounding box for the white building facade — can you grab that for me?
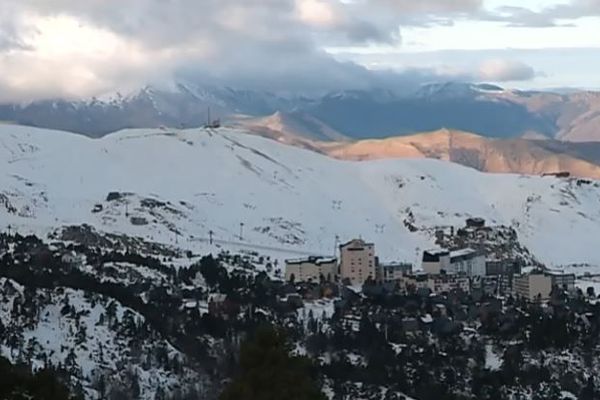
[285,256,338,283]
[422,248,485,277]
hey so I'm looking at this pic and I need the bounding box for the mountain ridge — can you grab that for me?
[2,82,600,141]
[319,129,600,179]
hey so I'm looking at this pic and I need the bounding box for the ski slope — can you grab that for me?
[1,124,600,267]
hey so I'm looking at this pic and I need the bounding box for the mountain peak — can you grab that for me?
[415,82,505,98]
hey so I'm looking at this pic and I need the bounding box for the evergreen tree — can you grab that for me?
[0,356,75,400]
[580,377,596,400]
[220,325,326,400]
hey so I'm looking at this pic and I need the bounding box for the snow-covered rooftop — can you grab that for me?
[450,248,478,257]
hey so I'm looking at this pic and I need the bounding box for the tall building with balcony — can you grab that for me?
[339,239,376,285]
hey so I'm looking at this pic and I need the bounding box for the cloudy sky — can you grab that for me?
[0,0,598,101]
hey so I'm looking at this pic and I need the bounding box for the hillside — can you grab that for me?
[238,111,349,143]
[321,129,600,179]
[1,125,600,268]
[501,90,600,142]
[0,277,207,399]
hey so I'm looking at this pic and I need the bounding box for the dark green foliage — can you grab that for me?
[0,357,75,400]
[220,325,326,400]
[193,255,223,287]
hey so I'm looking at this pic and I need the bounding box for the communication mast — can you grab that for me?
[205,106,221,129]
[448,128,454,161]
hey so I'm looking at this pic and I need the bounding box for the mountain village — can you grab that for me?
[2,127,600,399]
[285,217,576,302]
[1,216,599,399]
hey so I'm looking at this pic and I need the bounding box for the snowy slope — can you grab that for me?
[1,124,600,267]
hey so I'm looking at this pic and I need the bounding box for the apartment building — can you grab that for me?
[513,272,553,301]
[427,274,471,294]
[378,262,413,282]
[397,273,430,294]
[545,270,576,291]
[339,239,376,285]
[422,249,451,275]
[422,248,486,277]
[285,256,338,283]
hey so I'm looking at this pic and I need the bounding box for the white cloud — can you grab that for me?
[296,0,339,27]
[400,18,600,51]
[0,13,177,102]
[476,59,536,81]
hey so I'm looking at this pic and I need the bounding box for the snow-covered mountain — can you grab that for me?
[3,82,600,141]
[2,124,600,268]
[0,84,305,137]
[413,82,507,99]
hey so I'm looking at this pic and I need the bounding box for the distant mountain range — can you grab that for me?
[234,107,600,179]
[237,111,349,142]
[319,130,600,179]
[2,82,600,142]
[0,85,307,138]
[235,111,600,179]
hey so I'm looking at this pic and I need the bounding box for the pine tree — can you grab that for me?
[220,325,326,400]
[0,356,75,400]
[580,377,596,400]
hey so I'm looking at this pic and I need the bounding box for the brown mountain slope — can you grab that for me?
[319,129,600,179]
[494,90,600,142]
[236,111,349,143]
[231,109,600,179]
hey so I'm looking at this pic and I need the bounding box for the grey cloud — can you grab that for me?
[482,0,600,28]
[541,0,600,20]
[2,0,491,50]
[175,46,438,94]
[334,49,540,84]
[0,31,27,51]
[0,0,546,101]
[488,6,570,27]
[0,6,33,51]
[342,19,397,44]
[372,0,483,14]
[11,0,483,44]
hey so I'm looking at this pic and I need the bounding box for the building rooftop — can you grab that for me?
[450,248,477,257]
[286,256,337,265]
[340,239,374,249]
[544,269,576,277]
[521,266,537,275]
[424,248,451,256]
[381,262,412,268]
